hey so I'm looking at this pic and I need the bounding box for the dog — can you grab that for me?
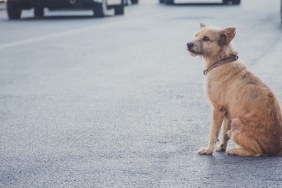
[187,23,282,157]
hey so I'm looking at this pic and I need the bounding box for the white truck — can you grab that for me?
[6,0,124,19]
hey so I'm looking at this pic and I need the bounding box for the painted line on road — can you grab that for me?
[0,19,124,50]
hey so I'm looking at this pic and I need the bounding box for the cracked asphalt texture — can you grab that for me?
[1,0,282,187]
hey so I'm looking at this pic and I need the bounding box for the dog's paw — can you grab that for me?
[198,147,213,155]
[215,144,226,152]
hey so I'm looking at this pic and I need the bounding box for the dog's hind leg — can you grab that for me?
[216,117,231,152]
[227,147,262,157]
[227,118,263,157]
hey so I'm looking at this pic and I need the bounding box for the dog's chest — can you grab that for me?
[206,77,226,103]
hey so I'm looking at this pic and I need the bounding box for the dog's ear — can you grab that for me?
[219,27,236,46]
[200,23,206,28]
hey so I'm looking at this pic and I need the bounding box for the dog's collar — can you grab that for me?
[203,55,238,76]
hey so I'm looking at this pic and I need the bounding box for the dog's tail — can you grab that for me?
[277,151,282,156]
[277,137,282,156]
[277,130,282,157]
[277,148,282,156]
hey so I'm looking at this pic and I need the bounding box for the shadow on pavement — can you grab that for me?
[22,15,97,21]
[163,3,238,6]
[15,14,116,21]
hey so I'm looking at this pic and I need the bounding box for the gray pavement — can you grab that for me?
[1,0,282,187]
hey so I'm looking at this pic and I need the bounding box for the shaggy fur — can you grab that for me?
[187,23,282,157]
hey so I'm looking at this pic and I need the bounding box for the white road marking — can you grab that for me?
[0,19,122,50]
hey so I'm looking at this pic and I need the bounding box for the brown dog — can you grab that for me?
[187,23,282,157]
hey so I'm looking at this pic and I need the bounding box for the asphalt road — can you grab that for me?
[1,0,282,187]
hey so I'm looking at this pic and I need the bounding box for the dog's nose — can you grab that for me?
[187,42,194,49]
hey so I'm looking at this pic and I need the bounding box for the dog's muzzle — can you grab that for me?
[187,42,194,50]
[187,42,195,53]
[186,42,202,55]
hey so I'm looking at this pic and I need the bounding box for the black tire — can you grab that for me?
[165,0,174,5]
[7,0,22,20]
[223,0,240,5]
[123,0,128,5]
[281,0,282,24]
[114,4,124,15]
[34,7,44,17]
[232,0,240,5]
[223,0,231,4]
[131,0,138,4]
[93,3,105,18]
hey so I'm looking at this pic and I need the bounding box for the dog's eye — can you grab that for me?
[203,36,210,41]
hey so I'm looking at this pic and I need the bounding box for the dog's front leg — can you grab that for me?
[198,106,226,155]
[216,117,231,152]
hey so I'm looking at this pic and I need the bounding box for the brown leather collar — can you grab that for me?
[203,55,238,75]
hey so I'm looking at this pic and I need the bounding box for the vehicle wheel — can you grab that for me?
[34,7,44,17]
[223,0,231,4]
[93,0,106,18]
[281,0,282,24]
[159,0,164,3]
[223,0,240,5]
[165,0,174,5]
[7,0,22,20]
[131,0,138,4]
[232,0,240,5]
[114,4,124,15]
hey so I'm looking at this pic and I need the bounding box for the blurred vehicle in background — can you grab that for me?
[6,0,124,19]
[124,0,138,5]
[0,0,6,11]
[159,0,240,5]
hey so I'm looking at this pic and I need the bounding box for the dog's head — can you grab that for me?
[187,23,236,58]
